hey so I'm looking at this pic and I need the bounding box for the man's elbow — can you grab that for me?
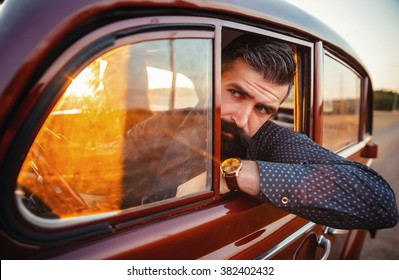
[374,203,399,229]
[384,209,399,229]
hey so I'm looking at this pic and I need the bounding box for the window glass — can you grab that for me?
[323,54,361,151]
[271,87,294,129]
[269,46,298,131]
[16,38,213,220]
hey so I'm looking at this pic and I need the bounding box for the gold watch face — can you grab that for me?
[220,158,242,175]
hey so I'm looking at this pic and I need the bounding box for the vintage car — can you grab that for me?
[0,0,378,259]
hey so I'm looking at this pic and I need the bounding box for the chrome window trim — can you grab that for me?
[365,158,373,167]
[337,135,372,158]
[222,21,313,48]
[254,222,316,260]
[323,226,350,235]
[15,195,118,228]
[313,40,324,143]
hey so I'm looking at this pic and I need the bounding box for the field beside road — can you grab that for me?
[359,110,399,259]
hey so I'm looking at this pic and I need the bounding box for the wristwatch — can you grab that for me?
[220,158,242,191]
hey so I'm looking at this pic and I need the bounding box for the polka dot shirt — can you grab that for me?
[247,121,399,230]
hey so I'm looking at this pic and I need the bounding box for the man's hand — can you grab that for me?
[176,172,207,197]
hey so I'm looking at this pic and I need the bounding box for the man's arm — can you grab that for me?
[240,121,399,230]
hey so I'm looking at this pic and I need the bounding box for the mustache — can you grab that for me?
[221,120,250,141]
[221,119,251,160]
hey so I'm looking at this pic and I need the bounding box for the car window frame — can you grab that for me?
[219,21,314,136]
[4,17,220,238]
[320,47,374,165]
[321,50,363,153]
[4,15,315,243]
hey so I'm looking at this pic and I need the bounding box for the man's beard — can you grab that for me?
[221,119,251,160]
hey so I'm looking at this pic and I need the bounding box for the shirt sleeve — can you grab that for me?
[249,121,399,230]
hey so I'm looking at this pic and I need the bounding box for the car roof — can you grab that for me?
[0,0,366,98]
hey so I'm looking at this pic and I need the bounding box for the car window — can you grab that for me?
[221,28,298,131]
[323,53,361,151]
[16,36,213,220]
[271,87,295,130]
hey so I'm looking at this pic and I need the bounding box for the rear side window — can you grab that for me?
[16,34,213,221]
[322,54,361,151]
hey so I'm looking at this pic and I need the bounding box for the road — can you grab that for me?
[359,110,399,260]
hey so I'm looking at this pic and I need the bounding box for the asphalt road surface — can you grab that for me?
[359,110,399,260]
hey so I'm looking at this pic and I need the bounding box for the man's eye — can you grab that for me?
[255,105,268,114]
[229,89,242,97]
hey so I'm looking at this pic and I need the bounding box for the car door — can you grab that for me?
[1,14,340,260]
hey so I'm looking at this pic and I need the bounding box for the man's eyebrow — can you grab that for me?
[228,82,252,98]
[228,82,278,114]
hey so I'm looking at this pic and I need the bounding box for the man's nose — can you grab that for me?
[232,106,250,130]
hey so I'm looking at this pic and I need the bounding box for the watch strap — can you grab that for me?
[224,175,240,191]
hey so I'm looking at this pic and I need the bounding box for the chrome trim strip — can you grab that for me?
[324,226,349,235]
[313,40,324,143]
[15,195,118,228]
[222,21,313,47]
[337,136,372,158]
[254,222,316,260]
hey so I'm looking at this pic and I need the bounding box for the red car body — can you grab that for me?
[0,0,376,259]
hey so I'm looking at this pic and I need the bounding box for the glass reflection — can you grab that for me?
[16,38,212,219]
[323,55,361,151]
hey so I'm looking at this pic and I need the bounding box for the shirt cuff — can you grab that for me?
[255,160,308,208]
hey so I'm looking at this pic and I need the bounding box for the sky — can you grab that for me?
[285,0,399,93]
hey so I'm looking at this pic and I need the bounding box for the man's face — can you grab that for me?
[220,58,289,159]
[221,58,290,138]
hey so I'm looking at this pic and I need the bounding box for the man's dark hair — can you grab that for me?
[222,33,296,94]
